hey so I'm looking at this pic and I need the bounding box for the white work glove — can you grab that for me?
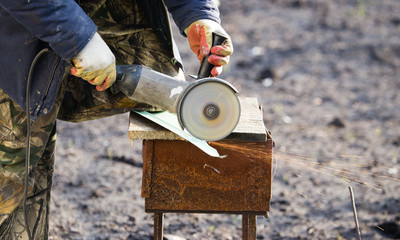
[185,19,233,77]
[71,32,116,91]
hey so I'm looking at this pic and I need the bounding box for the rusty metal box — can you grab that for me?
[141,138,273,215]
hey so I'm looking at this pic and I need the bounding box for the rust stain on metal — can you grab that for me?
[141,140,154,198]
[141,137,273,214]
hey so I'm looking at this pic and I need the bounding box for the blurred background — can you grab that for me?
[50,0,400,239]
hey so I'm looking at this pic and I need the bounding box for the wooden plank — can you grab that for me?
[225,97,267,142]
[129,113,182,141]
[129,97,268,142]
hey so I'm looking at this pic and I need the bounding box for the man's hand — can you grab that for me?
[71,32,116,91]
[185,19,233,77]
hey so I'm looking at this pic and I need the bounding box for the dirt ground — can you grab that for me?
[49,0,400,239]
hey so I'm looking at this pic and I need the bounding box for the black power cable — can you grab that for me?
[24,48,50,240]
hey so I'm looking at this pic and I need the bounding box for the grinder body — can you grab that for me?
[115,64,188,113]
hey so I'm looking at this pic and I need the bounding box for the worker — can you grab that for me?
[0,0,233,239]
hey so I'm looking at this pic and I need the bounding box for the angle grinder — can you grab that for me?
[114,33,240,141]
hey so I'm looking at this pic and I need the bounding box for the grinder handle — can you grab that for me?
[197,32,227,78]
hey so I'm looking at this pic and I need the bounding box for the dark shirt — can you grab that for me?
[0,0,220,119]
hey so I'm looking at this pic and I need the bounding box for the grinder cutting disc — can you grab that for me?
[178,79,240,141]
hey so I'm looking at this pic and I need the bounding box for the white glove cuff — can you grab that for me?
[75,32,115,71]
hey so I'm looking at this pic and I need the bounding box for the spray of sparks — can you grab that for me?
[208,141,400,236]
[210,141,399,190]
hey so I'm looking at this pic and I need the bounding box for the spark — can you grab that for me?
[203,164,221,174]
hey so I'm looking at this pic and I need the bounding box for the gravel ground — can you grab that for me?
[49,0,400,239]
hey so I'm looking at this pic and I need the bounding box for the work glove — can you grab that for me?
[185,19,233,77]
[71,32,116,91]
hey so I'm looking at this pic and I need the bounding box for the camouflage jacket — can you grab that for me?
[0,0,220,120]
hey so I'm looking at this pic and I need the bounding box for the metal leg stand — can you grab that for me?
[242,214,257,240]
[154,212,164,240]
